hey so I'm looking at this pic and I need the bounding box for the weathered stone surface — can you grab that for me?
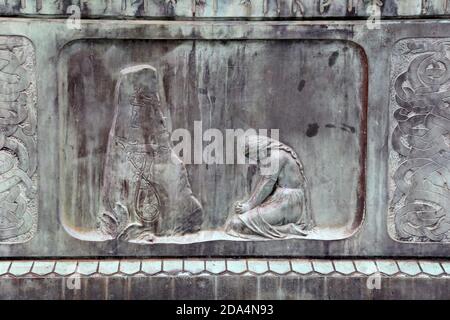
[54,261,77,276]
[354,260,378,275]
[31,261,55,276]
[291,260,313,274]
[141,260,162,275]
[184,260,205,274]
[0,1,450,300]
[269,260,291,274]
[76,261,98,275]
[0,18,448,258]
[98,261,120,275]
[375,260,399,276]
[389,38,450,243]
[205,260,226,274]
[58,37,365,252]
[0,261,10,275]
[0,35,37,244]
[1,258,450,277]
[227,260,247,274]
[162,259,183,273]
[1,269,449,300]
[9,261,33,276]
[418,261,444,276]
[333,260,356,275]
[312,260,334,275]
[397,261,422,276]
[441,262,450,274]
[247,260,269,274]
[0,258,449,299]
[119,261,141,275]
[96,65,203,243]
[0,0,447,19]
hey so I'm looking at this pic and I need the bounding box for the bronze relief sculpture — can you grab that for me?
[0,36,37,243]
[226,135,315,239]
[96,65,316,243]
[390,39,450,242]
[98,65,203,243]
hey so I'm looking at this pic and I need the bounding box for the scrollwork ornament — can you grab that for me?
[390,39,450,242]
[0,36,37,243]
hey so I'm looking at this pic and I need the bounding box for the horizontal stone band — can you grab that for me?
[0,0,448,19]
[0,259,448,278]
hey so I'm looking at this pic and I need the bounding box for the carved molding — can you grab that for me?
[8,0,439,18]
[389,38,450,242]
[0,36,37,244]
[0,259,449,277]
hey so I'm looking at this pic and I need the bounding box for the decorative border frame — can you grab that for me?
[0,258,449,278]
[0,0,446,19]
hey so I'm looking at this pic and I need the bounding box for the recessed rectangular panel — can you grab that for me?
[0,36,37,244]
[59,39,366,249]
[389,38,450,243]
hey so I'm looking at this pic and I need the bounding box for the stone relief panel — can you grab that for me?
[0,36,37,244]
[59,39,366,244]
[98,65,203,243]
[389,38,450,242]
